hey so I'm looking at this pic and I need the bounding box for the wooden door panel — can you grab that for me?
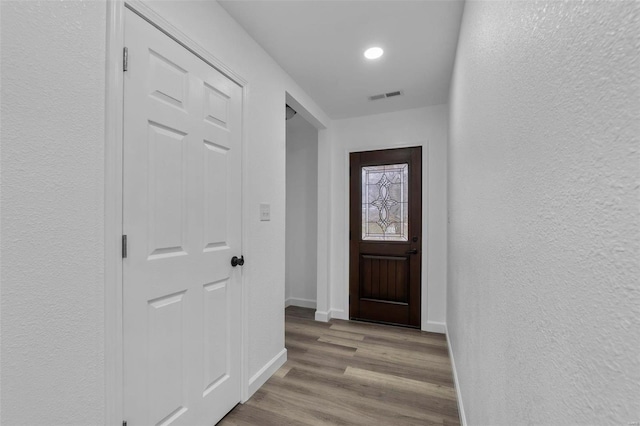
[360,255,408,303]
[147,291,188,425]
[350,147,421,328]
[359,300,409,325]
[146,122,188,258]
[203,280,229,395]
[203,140,229,250]
[148,49,188,110]
[204,83,230,127]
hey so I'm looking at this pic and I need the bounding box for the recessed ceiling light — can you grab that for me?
[364,47,384,60]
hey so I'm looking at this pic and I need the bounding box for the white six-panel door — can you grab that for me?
[123,9,242,425]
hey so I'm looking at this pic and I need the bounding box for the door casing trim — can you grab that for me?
[105,1,250,423]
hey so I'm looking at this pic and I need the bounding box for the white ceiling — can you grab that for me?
[219,0,465,119]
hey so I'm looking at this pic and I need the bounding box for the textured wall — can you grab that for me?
[1,1,107,424]
[448,1,640,424]
[286,115,319,305]
[323,105,448,330]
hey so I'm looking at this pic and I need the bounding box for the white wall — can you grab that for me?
[317,105,448,332]
[448,1,640,424]
[1,0,330,423]
[1,1,107,424]
[285,114,318,308]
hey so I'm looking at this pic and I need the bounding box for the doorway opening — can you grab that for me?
[285,103,319,311]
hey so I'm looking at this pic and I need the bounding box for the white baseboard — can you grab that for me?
[314,309,347,322]
[247,348,287,399]
[330,308,348,320]
[285,297,316,309]
[445,326,467,426]
[424,321,446,334]
[314,310,331,322]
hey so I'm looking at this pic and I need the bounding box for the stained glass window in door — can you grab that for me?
[362,163,409,241]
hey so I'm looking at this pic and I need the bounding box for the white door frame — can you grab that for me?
[105,1,250,423]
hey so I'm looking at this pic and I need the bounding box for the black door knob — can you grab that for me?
[231,255,245,267]
[406,249,418,255]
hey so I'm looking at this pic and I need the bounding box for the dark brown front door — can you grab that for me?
[349,147,422,328]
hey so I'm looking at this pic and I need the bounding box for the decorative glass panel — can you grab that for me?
[362,164,408,241]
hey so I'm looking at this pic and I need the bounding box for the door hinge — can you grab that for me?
[122,235,127,259]
[123,47,128,72]
[349,230,352,241]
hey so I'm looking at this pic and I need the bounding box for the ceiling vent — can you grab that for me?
[368,90,403,101]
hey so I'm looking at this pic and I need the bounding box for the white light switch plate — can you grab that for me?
[260,203,270,221]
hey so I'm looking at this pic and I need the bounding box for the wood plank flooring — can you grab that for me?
[219,307,460,425]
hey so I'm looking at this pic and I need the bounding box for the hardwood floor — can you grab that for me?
[219,307,460,425]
